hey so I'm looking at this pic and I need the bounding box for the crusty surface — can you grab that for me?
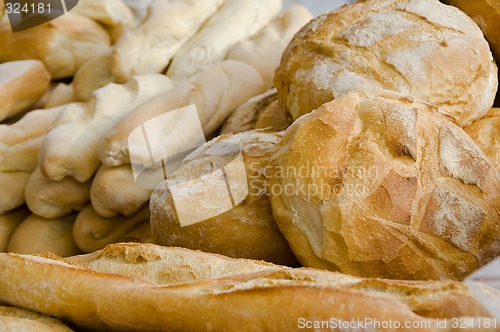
[465,108,500,171]
[269,90,500,281]
[0,243,494,331]
[275,0,498,127]
[0,306,73,332]
[151,130,298,266]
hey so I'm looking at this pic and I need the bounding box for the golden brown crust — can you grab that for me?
[0,306,73,332]
[465,108,500,171]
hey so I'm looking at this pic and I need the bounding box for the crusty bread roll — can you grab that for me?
[91,164,152,218]
[0,60,50,122]
[269,90,500,281]
[220,89,288,134]
[0,243,494,331]
[0,13,110,79]
[116,221,154,244]
[151,130,298,266]
[7,213,81,257]
[24,168,92,219]
[39,74,173,183]
[275,0,498,127]
[0,306,73,332]
[43,83,74,109]
[167,0,282,82]
[0,207,30,252]
[72,51,114,101]
[73,205,150,253]
[112,0,225,83]
[465,108,500,171]
[0,173,30,215]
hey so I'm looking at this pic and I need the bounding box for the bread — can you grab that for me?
[0,207,30,252]
[0,306,73,332]
[151,130,298,266]
[0,243,494,331]
[0,13,110,79]
[7,213,81,257]
[72,51,114,101]
[39,74,173,183]
[90,164,152,218]
[43,83,74,109]
[116,221,155,244]
[99,6,312,167]
[112,0,225,83]
[167,0,282,82]
[73,205,150,253]
[0,0,4,21]
[0,60,51,122]
[0,173,31,215]
[24,167,92,219]
[122,0,153,23]
[275,0,498,127]
[220,89,288,134]
[465,108,500,171]
[269,90,500,281]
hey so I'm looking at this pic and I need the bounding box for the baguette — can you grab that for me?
[0,243,494,331]
[0,207,30,252]
[0,306,73,332]
[0,60,51,122]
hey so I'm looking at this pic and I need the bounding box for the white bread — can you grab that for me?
[72,51,114,101]
[91,164,152,218]
[465,108,500,171]
[167,0,282,82]
[122,0,153,22]
[24,167,92,219]
[275,0,498,127]
[0,207,30,252]
[98,6,312,167]
[7,213,81,257]
[0,243,493,331]
[0,13,110,79]
[0,60,51,122]
[73,205,150,253]
[39,74,173,183]
[269,90,500,281]
[43,83,74,109]
[151,130,298,266]
[112,0,225,83]
[0,173,30,215]
[0,306,73,332]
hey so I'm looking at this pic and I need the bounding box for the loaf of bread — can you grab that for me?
[0,13,110,79]
[465,108,500,171]
[7,213,81,257]
[43,83,75,109]
[269,90,500,281]
[275,0,498,127]
[0,243,494,331]
[0,306,73,332]
[0,60,51,122]
[167,0,282,82]
[72,51,113,101]
[0,207,30,252]
[151,130,298,266]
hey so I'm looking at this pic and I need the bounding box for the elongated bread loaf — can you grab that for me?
[0,306,73,332]
[0,207,30,252]
[43,83,75,109]
[465,108,500,171]
[72,51,114,102]
[0,243,493,331]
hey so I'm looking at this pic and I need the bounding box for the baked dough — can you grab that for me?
[0,306,73,332]
[465,108,500,171]
[0,207,30,252]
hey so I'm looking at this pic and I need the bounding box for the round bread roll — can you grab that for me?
[275,0,498,127]
[151,130,299,266]
[465,108,500,171]
[0,207,30,252]
[269,90,500,281]
[0,306,73,332]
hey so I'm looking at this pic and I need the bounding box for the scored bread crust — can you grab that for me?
[269,90,500,281]
[0,243,493,331]
[465,108,500,171]
[0,306,73,332]
[275,0,498,127]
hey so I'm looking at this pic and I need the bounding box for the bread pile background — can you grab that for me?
[0,0,499,330]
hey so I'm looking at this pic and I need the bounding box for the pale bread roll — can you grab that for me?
[275,0,498,127]
[24,168,92,219]
[43,83,74,109]
[73,205,149,253]
[465,108,500,171]
[0,207,30,252]
[151,130,298,266]
[269,90,500,281]
[167,0,282,82]
[0,173,30,215]
[0,60,50,122]
[0,307,73,332]
[91,164,151,218]
[112,0,225,83]
[7,213,81,257]
[39,74,173,183]
[0,13,110,79]
[0,243,493,331]
[72,51,114,101]
[122,0,153,22]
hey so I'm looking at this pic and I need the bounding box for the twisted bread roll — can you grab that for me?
[275,0,498,127]
[0,243,493,331]
[0,207,30,252]
[0,60,50,122]
[0,306,73,332]
[465,108,500,171]
[0,13,110,79]
[43,83,74,109]
[72,51,113,101]
[269,90,500,281]
[167,0,282,82]
[39,74,173,183]
[7,213,81,257]
[112,0,225,83]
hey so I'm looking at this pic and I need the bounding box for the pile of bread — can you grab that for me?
[0,0,499,330]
